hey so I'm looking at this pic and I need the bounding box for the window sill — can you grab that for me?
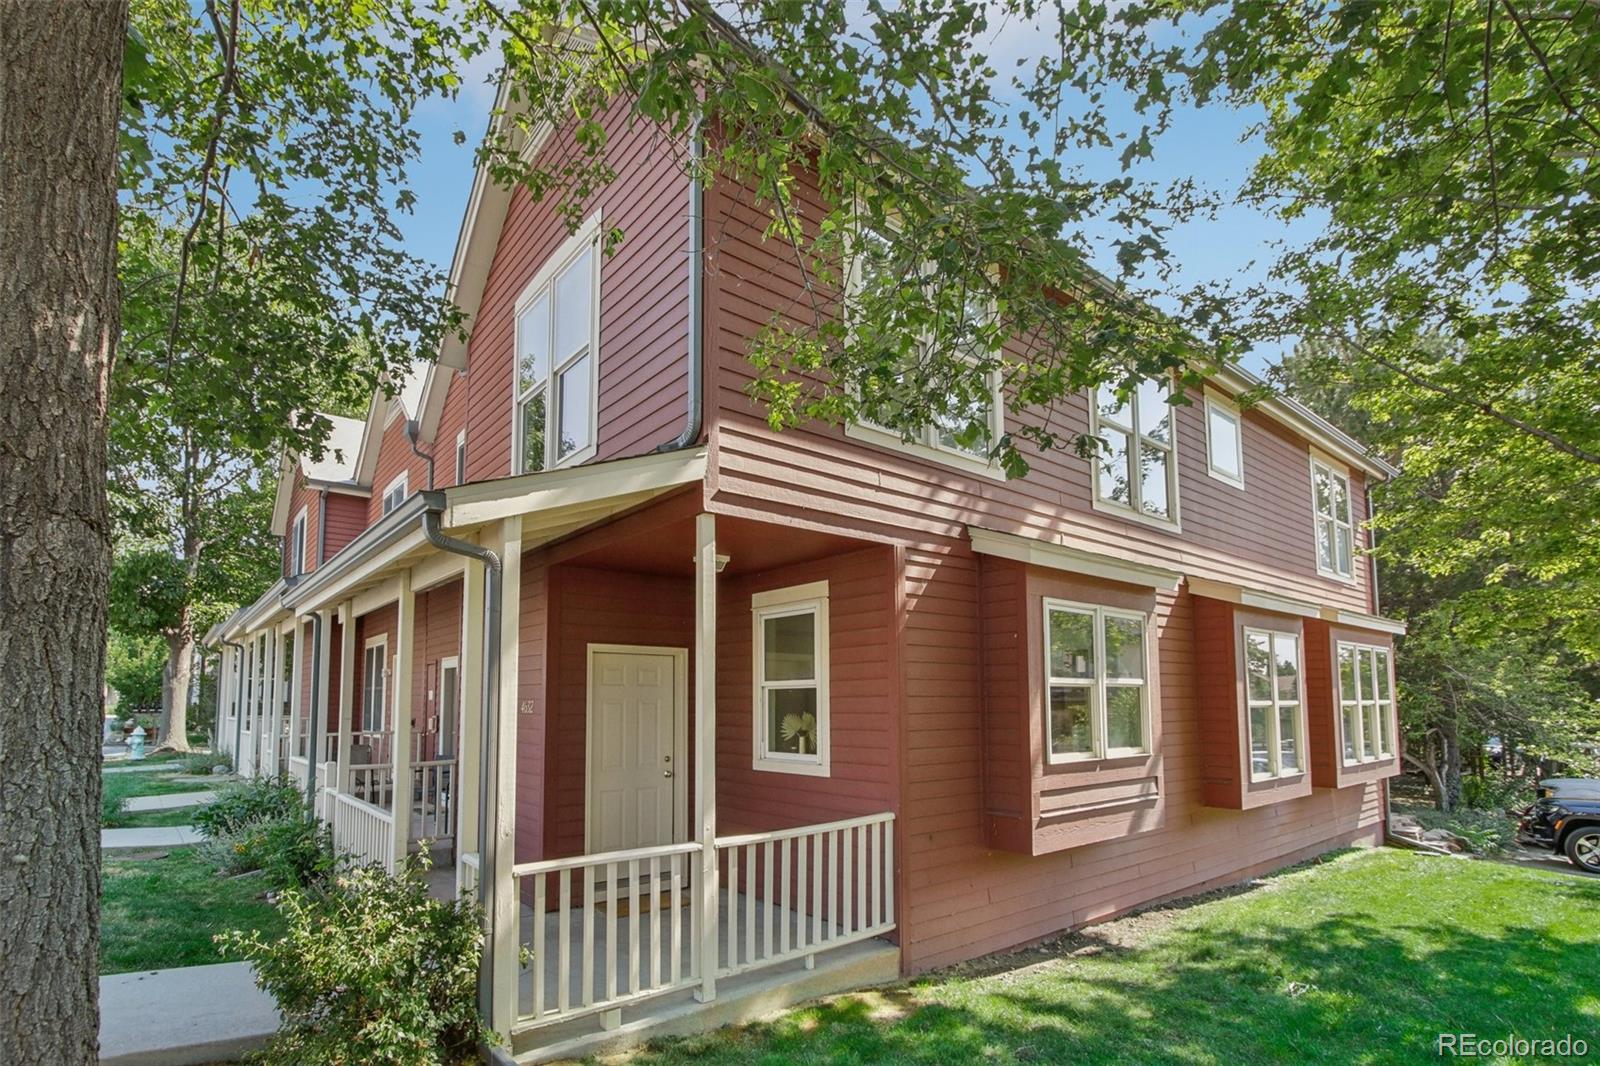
[1315,563,1359,586]
[1046,748,1150,767]
[1089,494,1182,535]
[845,422,1008,482]
[752,756,831,778]
[1206,467,1246,491]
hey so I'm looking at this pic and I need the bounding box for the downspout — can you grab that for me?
[316,488,329,566]
[407,419,436,491]
[222,638,245,765]
[418,493,502,1020]
[654,113,704,454]
[303,614,323,808]
[1366,488,1381,617]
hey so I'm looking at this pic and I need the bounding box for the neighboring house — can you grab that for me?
[205,75,1403,1063]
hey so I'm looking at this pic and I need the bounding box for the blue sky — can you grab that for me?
[390,16,1306,376]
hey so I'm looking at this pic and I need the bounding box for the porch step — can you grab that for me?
[504,938,900,1065]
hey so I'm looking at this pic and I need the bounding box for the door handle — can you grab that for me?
[663,770,674,778]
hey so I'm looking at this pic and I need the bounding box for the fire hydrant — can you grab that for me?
[129,726,147,760]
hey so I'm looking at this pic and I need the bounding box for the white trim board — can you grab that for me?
[967,527,1182,591]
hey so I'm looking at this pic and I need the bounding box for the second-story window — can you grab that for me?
[514,217,601,474]
[454,430,467,485]
[381,472,408,516]
[1311,457,1354,579]
[287,508,307,577]
[1091,379,1178,524]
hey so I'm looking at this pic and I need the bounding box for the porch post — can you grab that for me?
[488,516,523,1039]
[289,618,305,782]
[456,554,485,895]
[315,608,333,780]
[392,571,416,871]
[264,629,280,777]
[693,512,718,1003]
[336,601,356,795]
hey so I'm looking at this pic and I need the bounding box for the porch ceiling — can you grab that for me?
[564,512,873,578]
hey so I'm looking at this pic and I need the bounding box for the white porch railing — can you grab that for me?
[459,851,480,901]
[713,812,896,979]
[348,762,394,809]
[331,791,395,872]
[287,754,309,788]
[410,759,456,840]
[511,841,703,1031]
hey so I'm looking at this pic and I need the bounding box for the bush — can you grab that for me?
[1462,774,1535,812]
[194,779,304,838]
[217,813,336,891]
[184,750,231,775]
[220,859,492,1066]
[102,791,126,826]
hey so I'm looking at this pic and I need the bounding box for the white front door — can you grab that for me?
[587,646,683,854]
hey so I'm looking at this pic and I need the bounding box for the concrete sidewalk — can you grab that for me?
[102,826,204,850]
[124,790,217,812]
[104,760,183,774]
[100,961,279,1065]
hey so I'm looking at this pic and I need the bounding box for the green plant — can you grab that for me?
[101,791,126,826]
[1462,774,1534,813]
[221,858,493,1066]
[194,779,304,838]
[183,750,230,776]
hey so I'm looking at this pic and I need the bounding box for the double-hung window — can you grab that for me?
[1311,457,1354,578]
[1338,642,1394,763]
[844,223,1004,469]
[514,217,601,474]
[751,582,830,776]
[1044,600,1149,760]
[1091,379,1178,523]
[287,508,307,577]
[361,638,388,734]
[1244,628,1303,779]
[1204,394,1245,489]
[381,473,408,516]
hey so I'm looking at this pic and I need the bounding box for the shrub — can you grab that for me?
[102,791,127,826]
[221,859,492,1066]
[194,779,304,838]
[1462,774,1535,812]
[184,750,231,775]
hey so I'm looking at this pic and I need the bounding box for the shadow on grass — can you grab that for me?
[624,857,1600,1066]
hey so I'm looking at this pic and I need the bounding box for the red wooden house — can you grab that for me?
[207,76,1403,1062]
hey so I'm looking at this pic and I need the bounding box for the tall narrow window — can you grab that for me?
[288,509,307,577]
[1244,628,1302,779]
[514,220,600,474]
[1091,379,1177,523]
[1205,395,1245,488]
[1337,642,1394,764]
[454,430,467,486]
[752,582,830,775]
[381,472,408,516]
[361,639,387,734]
[1312,458,1354,578]
[1044,600,1149,760]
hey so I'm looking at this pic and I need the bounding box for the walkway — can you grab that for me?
[102,826,204,850]
[99,961,278,1065]
[124,790,217,812]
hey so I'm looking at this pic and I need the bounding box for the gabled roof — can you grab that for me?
[269,413,368,536]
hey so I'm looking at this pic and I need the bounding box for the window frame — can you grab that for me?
[1204,393,1246,490]
[1310,455,1356,581]
[1043,597,1152,764]
[1242,626,1305,781]
[1337,641,1395,765]
[360,635,388,735]
[381,472,409,516]
[750,581,831,777]
[1089,381,1181,529]
[454,429,467,486]
[288,507,307,577]
[511,212,603,476]
[840,217,1008,480]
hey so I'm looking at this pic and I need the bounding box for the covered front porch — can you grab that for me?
[220,449,901,1058]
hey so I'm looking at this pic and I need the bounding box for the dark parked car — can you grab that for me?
[1517,794,1600,874]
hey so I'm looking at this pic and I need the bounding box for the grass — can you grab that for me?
[101,760,229,827]
[101,846,285,975]
[112,807,205,829]
[626,850,1600,1066]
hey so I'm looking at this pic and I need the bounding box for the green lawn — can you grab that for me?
[101,763,228,827]
[101,846,284,974]
[628,850,1600,1065]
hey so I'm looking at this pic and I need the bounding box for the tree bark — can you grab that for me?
[161,631,195,752]
[1440,716,1463,813]
[0,2,125,1062]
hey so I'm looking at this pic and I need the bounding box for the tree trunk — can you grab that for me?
[161,631,195,752]
[0,2,126,1063]
[1440,716,1463,813]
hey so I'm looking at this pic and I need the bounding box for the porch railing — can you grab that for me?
[511,841,703,1032]
[348,762,394,809]
[410,759,456,840]
[714,811,895,980]
[286,754,309,788]
[331,791,394,872]
[459,851,480,901]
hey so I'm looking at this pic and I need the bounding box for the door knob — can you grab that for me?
[663,770,674,778]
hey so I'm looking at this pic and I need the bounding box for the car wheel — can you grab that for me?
[1564,827,1600,873]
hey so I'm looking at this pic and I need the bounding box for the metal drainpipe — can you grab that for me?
[1366,488,1381,616]
[417,494,502,1020]
[222,638,245,765]
[303,614,323,808]
[654,113,704,454]
[407,419,436,490]
[316,488,329,566]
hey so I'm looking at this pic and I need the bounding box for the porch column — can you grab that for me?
[336,601,356,794]
[488,516,522,1039]
[456,553,485,895]
[314,608,333,776]
[694,512,718,1003]
[262,629,278,777]
[392,570,416,870]
[289,618,305,782]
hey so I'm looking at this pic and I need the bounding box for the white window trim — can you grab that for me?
[361,635,388,734]
[1310,454,1357,582]
[511,212,603,475]
[1088,383,1182,530]
[1043,598,1152,763]
[1337,641,1395,765]
[751,580,831,777]
[1243,627,1305,782]
[1204,392,1246,490]
[840,215,1008,480]
[381,472,409,516]
[288,507,308,577]
[454,429,467,486]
